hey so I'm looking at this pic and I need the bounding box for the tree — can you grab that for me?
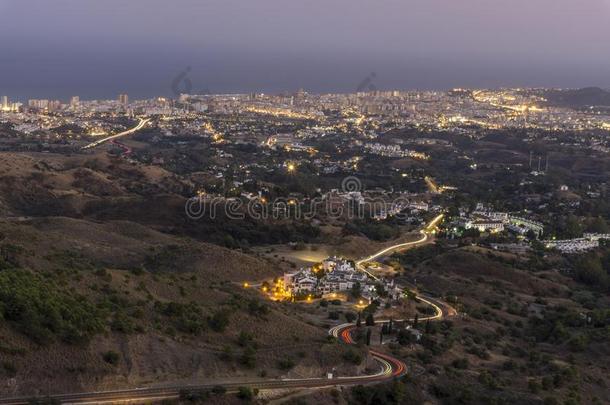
[365,313,375,326]
[375,283,387,297]
[573,255,609,290]
[239,347,256,369]
[564,215,583,239]
[587,216,609,233]
[351,281,362,298]
[397,330,414,345]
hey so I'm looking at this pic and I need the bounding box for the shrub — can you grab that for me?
[102,351,120,366]
[154,301,207,335]
[452,358,469,369]
[236,386,256,401]
[239,347,257,369]
[208,310,231,332]
[0,269,104,344]
[342,348,363,365]
[277,358,295,370]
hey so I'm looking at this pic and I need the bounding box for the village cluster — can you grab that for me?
[453,203,545,236]
[282,256,402,303]
[449,203,610,254]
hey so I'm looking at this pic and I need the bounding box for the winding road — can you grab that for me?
[0,215,451,405]
[82,118,150,150]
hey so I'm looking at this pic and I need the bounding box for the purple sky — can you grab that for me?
[1,0,609,99]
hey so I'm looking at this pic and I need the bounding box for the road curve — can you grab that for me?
[356,214,444,281]
[0,358,402,405]
[82,118,150,150]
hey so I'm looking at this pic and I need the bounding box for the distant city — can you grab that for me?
[2,87,610,137]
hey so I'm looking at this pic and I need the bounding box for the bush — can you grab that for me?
[0,269,104,344]
[277,358,295,370]
[239,347,257,369]
[568,334,588,352]
[247,299,269,317]
[154,301,207,335]
[208,310,231,332]
[102,351,120,366]
[236,386,256,401]
[451,358,469,369]
[342,348,363,365]
[179,389,210,402]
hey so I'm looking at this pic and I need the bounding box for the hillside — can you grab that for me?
[0,215,364,397]
[388,246,610,404]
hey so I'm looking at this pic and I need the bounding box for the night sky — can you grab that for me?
[1,0,609,100]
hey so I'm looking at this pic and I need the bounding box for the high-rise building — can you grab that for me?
[28,99,60,111]
[118,94,129,105]
[70,96,80,108]
[1,96,8,110]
